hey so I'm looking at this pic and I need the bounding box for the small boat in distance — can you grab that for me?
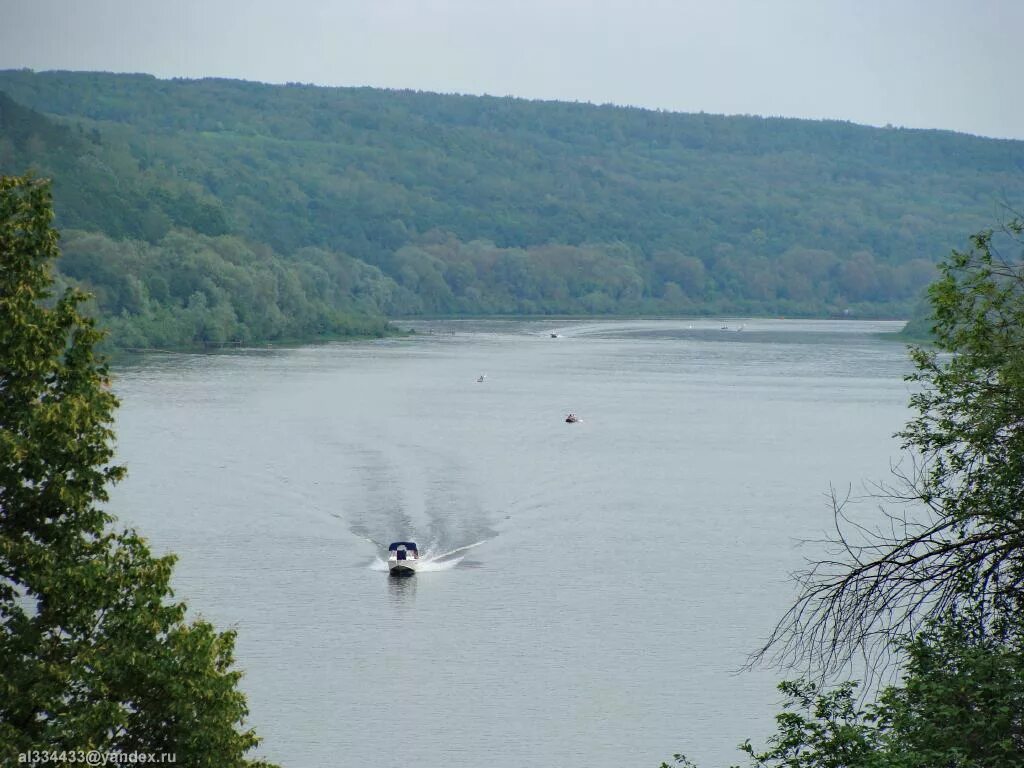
[550,333,560,338]
[565,413,580,424]
[477,374,486,382]
[387,542,419,576]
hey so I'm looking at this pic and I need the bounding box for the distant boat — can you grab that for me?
[387,542,420,576]
[477,374,486,382]
[550,333,560,338]
[565,413,580,424]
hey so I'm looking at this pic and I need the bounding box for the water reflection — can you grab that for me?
[386,573,417,607]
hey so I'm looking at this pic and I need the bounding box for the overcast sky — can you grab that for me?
[1,0,1021,139]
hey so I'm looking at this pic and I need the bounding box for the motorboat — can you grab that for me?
[550,333,560,338]
[477,374,486,382]
[387,542,420,576]
[565,413,580,423]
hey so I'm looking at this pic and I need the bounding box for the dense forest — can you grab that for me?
[2,69,1022,348]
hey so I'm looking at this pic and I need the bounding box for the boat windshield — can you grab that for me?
[388,541,418,557]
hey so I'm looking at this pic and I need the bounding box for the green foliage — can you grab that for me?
[0,175,275,766]
[672,614,1024,767]
[732,681,878,768]
[875,613,1024,767]
[0,91,227,242]
[900,216,1024,619]
[895,297,933,342]
[3,69,1021,338]
[57,229,395,350]
[905,217,1024,528]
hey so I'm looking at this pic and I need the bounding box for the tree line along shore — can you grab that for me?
[2,70,1023,349]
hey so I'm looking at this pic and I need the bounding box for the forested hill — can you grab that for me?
[2,69,1023,348]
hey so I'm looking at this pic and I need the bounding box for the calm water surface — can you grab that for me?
[108,319,913,768]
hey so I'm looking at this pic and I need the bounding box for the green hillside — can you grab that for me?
[2,69,1022,348]
[0,88,395,349]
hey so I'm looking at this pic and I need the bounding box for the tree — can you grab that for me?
[727,681,878,768]
[755,215,1024,678]
[0,176,275,766]
[666,611,1024,767]
[873,610,1024,767]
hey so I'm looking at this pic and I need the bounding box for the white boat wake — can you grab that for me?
[367,538,489,572]
[369,555,464,572]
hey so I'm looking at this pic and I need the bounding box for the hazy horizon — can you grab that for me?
[5,64,1021,144]
[1,1,1021,141]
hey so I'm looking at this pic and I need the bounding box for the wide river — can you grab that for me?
[109,318,913,768]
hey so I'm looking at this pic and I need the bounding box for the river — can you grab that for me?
[108,318,913,768]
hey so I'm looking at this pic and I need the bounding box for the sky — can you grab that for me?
[1,0,1021,140]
